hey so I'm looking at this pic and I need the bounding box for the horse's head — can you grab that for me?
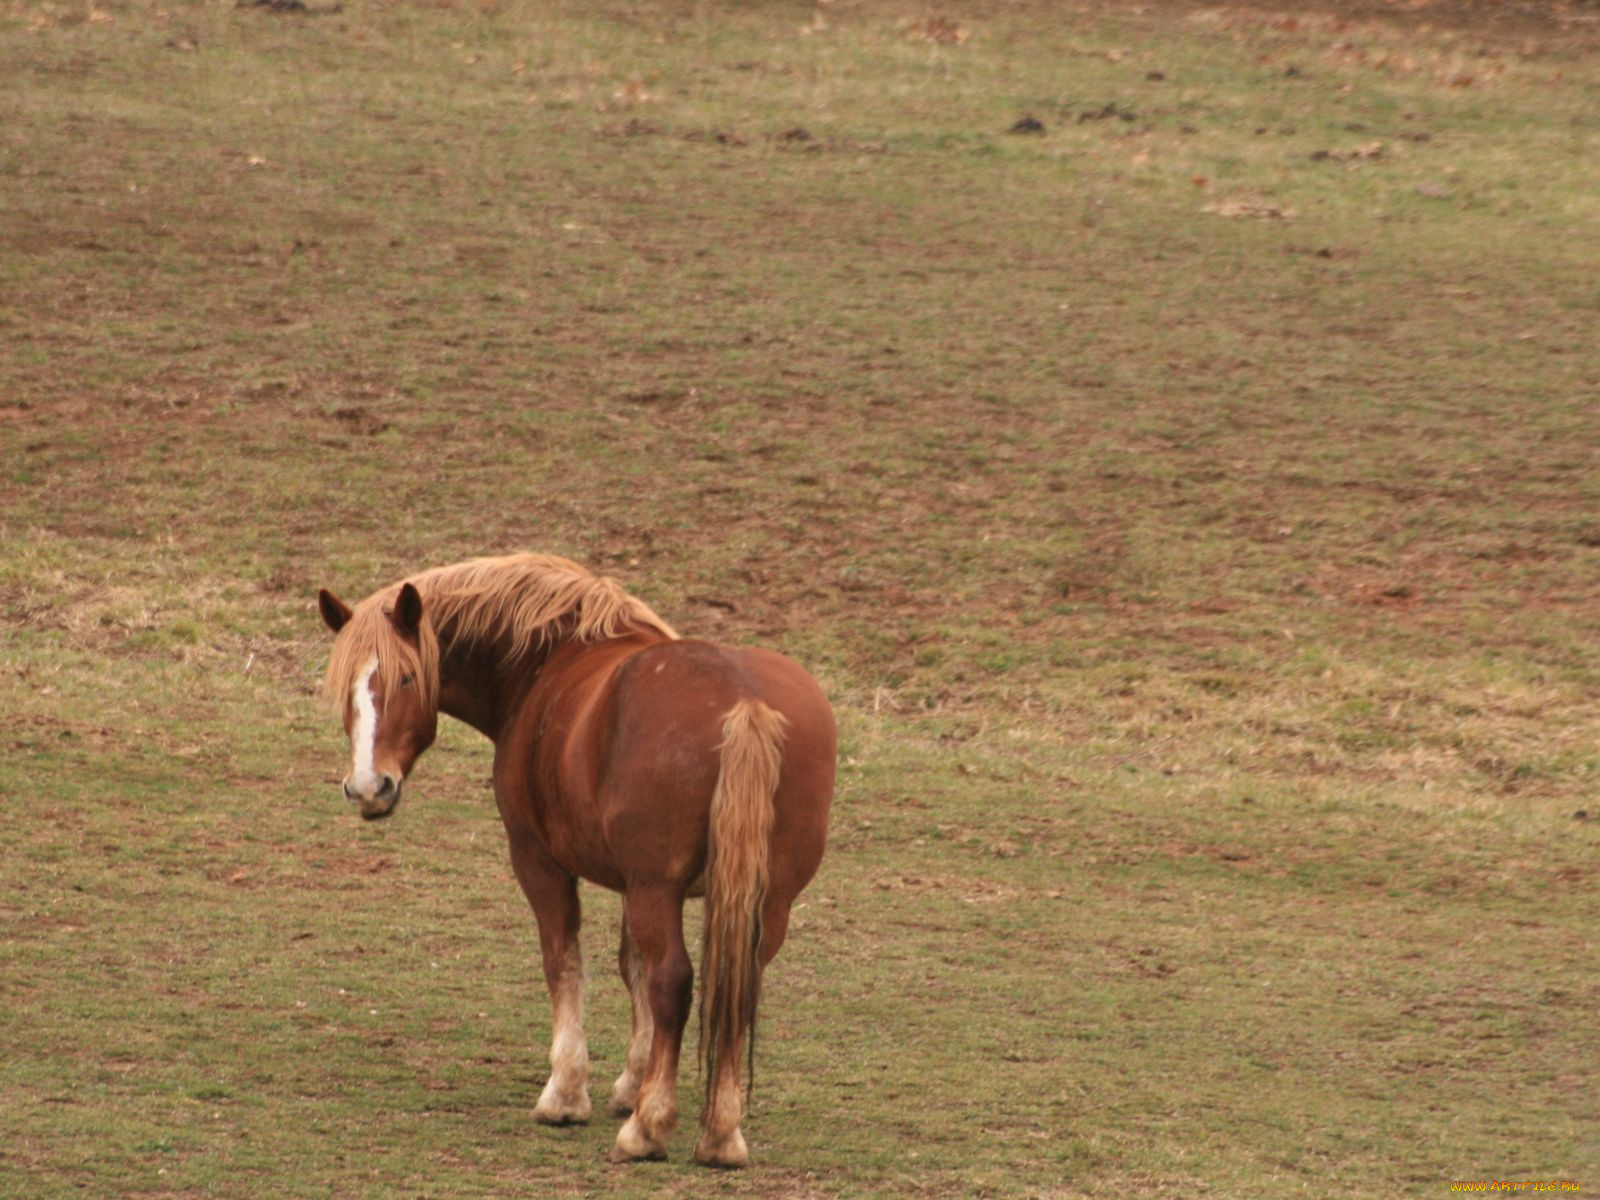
[318,581,440,820]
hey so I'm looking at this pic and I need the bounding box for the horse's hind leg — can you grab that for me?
[608,886,691,1162]
[694,894,794,1168]
[507,836,592,1126]
[608,914,653,1117]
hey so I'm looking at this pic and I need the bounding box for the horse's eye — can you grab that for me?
[400,673,415,687]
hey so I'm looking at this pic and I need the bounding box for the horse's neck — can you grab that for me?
[435,630,547,741]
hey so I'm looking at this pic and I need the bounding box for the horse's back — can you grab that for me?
[616,638,830,730]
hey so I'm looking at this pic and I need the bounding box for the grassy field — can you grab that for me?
[3,0,1599,1195]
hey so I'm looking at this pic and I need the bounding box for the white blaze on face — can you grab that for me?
[348,654,381,797]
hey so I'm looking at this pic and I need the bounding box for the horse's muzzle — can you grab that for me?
[344,774,402,820]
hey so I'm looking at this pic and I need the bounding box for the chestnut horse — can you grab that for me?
[316,554,834,1168]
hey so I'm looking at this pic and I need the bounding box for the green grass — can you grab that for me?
[3,0,1599,1195]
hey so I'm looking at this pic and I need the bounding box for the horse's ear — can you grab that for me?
[319,589,353,634]
[393,582,424,635]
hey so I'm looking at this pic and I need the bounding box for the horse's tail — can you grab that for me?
[699,698,788,1121]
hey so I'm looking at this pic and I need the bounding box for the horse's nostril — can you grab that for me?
[375,774,398,799]
[343,780,358,802]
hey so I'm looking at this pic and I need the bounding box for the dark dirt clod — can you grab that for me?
[1078,103,1136,123]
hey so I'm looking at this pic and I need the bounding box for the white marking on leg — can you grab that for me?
[614,1021,680,1160]
[627,1069,678,1150]
[610,970,679,1161]
[613,1060,677,1163]
[535,944,591,1124]
[548,974,586,1084]
[695,1058,749,1167]
[348,655,380,797]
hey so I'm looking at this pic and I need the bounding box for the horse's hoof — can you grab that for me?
[606,1097,635,1119]
[534,1094,592,1127]
[605,1142,667,1164]
[607,1116,670,1163]
[693,1131,749,1169]
[693,1150,749,1170]
[535,1110,590,1127]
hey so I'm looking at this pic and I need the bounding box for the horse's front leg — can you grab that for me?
[506,834,592,1126]
[608,913,653,1118]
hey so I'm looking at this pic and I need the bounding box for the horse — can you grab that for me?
[316,553,836,1168]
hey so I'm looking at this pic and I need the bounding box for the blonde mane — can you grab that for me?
[324,553,678,712]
